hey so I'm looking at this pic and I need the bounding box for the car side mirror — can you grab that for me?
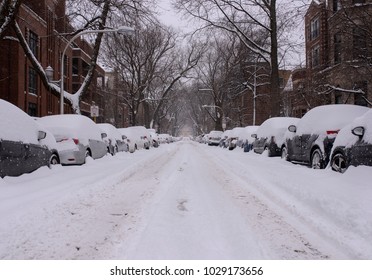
[288,125,297,133]
[251,133,257,139]
[122,135,127,140]
[101,133,107,139]
[352,126,364,137]
[38,131,47,140]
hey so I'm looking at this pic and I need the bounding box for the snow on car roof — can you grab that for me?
[333,109,372,148]
[0,99,40,144]
[97,123,123,142]
[257,117,300,138]
[38,114,103,143]
[296,105,369,135]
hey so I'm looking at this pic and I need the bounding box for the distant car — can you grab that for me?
[37,114,108,165]
[330,109,372,173]
[118,126,150,151]
[207,130,223,146]
[158,133,171,144]
[147,129,159,148]
[0,99,59,177]
[219,129,232,148]
[98,123,128,155]
[252,117,299,156]
[283,104,369,169]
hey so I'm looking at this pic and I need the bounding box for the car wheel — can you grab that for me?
[49,153,59,166]
[281,146,288,161]
[331,152,348,173]
[264,146,270,157]
[311,149,324,169]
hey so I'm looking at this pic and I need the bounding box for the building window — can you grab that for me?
[334,33,342,64]
[311,45,320,68]
[353,28,367,60]
[28,102,38,117]
[28,31,38,58]
[28,67,37,94]
[72,58,79,75]
[335,92,342,104]
[352,0,365,4]
[310,17,320,40]
[333,0,341,12]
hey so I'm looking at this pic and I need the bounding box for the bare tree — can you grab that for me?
[174,0,303,117]
[0,0,20,39]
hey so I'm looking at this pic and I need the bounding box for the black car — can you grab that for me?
[0,99,59,178]
[282,105,369,169]
[252,117,299,157]
[330,109,372,173]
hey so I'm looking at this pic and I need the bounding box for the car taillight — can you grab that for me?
[326,130,339,135]
[73,138,79,145]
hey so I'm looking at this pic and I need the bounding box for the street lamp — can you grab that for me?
[59,26,135,114]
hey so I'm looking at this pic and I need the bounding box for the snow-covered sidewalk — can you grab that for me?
[0,140,371,259]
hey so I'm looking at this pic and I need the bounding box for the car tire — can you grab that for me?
[311,149,324,169]
[49,153,59,166]
[331,152,348,173]
[281,146,288,161]
[264,146,270,157]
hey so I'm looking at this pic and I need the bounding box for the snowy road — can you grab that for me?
[0,140,371,259]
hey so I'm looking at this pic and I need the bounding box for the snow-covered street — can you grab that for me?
[1,140,371,260]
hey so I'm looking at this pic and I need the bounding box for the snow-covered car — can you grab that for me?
[147,129,159,148]
[252,117,300,157]
[219,129,232,148]
[283,104,369,169]
[37,114,108,165]
[241,126,259,152]
[98,123,128,155]
[0,99,59,177]
[330,109,372,173]
[158,133,171,144]
[207,130,223,146]
[118,126,150,151]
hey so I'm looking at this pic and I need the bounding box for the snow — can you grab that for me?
[37,114,104,145]
[97,123,123,143]
[1,140,371,260]
[0,99,40,144]
[294,105,370,136]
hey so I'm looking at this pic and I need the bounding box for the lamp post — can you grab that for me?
[59,26,134,114]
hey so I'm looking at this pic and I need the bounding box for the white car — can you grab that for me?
[207,130,223,146]
[118,126,150,152]
[147,129,160,147]
[98,123,128,155]
[37,114,108,165]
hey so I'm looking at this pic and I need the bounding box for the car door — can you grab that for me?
[288,135,302,161]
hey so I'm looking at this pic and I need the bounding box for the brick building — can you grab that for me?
[0,0,108,120]
[304,0,371,108]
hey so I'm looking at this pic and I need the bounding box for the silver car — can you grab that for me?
[37,115,107,165]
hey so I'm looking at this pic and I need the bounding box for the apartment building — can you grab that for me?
[0,0,107,120]
[304,0,371,107]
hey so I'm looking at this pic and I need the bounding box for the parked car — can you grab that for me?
[282,104,369,169]
[0,99,59,177]
[241,126,259,152]
[207,130,223,146]
[118,126,150,151]
[252,117,300,156]
[330,109,372,173]
[147,129,160,148]
[219,129,232,148]
[97,123,128,155]
[158,133,171,144]
[37,114,108,165]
